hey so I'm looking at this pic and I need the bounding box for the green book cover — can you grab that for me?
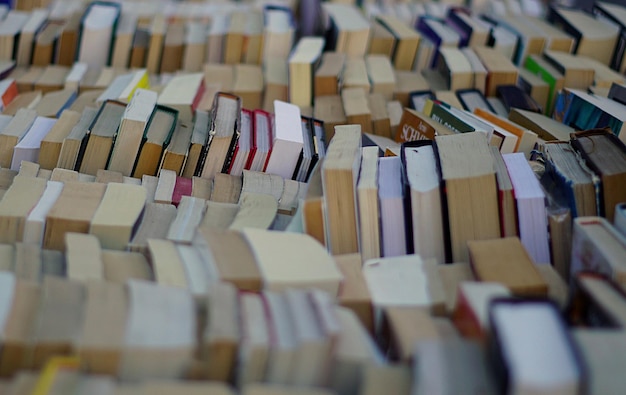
[429,101,474,134]
[524,56,560,114]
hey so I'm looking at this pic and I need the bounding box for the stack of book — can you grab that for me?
[0,0,622,394]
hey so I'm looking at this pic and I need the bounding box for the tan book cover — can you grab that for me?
[65,233,104,281]
[0,176,47,244]
[468,237,548,297]
[38,109,80,169]
[243,228,343,295]
[202,282,240,381]
[44,181,107,251]
[166,196,206,244]
[102,250,153,283]
[198,228,262,292]
[314,52,345,98]
[76,280,127,375]
[90,183,147,250]
[30,277,84,369]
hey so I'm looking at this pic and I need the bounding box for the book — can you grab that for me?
[378,156,407,257]
[34,88,76,118]
[56,106,98,170]
[233,64,263,110]
[132,105,178,179]
[15,9,48,67]
[10,116,57,171]
[242,228,343,296]
[77,2,121,68]
[119,280,195,381]
[473,46,519,97]
[416,17,460,69]
[31,21,64,67]
[262,5,295,62]
[196,229,261,292]
[503,152,551,264]
[22,180,64,246]
[544,141,599,219]
[571,216,626,288]
[549,6,619,66]
[89,183,146,250]
[543,50,595,91]
[490,147,518,238]
[263,56,289,112]
[375,14,420,70]
[574,329,626,395]
[570,128,626,222]
[435,132,500,263]
[245,109,272,173]
[357,147,381,262]
[342,87,371,134]
[363,255,446,320]
[453,281,511,341]
[473,107,538,157]
[412,338,498,395]
[199,92,241,180]
[322,3,371,58]
[314,52,345,98]
[517,68,550,113]
[110,11,137,69]
[437,47,474,91]
[288,37,324,107]
[167,196,206,244]
[368,20,396,60]
[283,288,334,387]
[265,100,304,179]
[0,11,29,61]
[156,72,204,122]
[182,110,209,178]
[489,299,586,395]
[0,176,47,244]
[30,277,83,369]
[76,280,127,375]
[0,108,37,168]
[571,272,626,327]
[38,110,80,170]
[366,55,396,102]
[65,232,104,281]
[524,54,565,115]
[322,124,362,255]
[469,236,548,297]
[237,292,270,386]
[76,99,125,176]
[44,181,107,251]
[446,9,491,48]
[107,89,157,177]
[160,119,193,176]
[395,107,454,144]
[402,142,445,264]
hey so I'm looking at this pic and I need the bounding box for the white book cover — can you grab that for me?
[64,62,88,88]
[265,100,304,179]
[78,3,119,68]
[0,11,29,36]
[23,180,64,246]
[404,145,445,264]
[503,152,550,263]
[96,73,133,105]
[378,156,407,257]
[11,116,57,171]
[0,271,15,333]
[492,301,582,394]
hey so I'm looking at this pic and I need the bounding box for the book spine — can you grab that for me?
[547,6,583,53]
[429,103,474,134]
